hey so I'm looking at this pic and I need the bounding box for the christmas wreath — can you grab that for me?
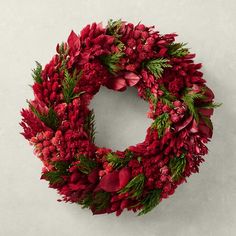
[20,20,220,216]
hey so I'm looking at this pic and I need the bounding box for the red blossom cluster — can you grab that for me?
[20,20,218,216]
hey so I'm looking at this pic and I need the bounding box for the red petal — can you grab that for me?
[124,72,140,86]
[106,77,127,91]
[198,108,214,117]
[175,116,193,132]
[203,87,215,103]
[198,122,213,138]
[99,171,120,192]
[118,167,131,189]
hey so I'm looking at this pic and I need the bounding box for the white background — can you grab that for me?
[0,0,236,235]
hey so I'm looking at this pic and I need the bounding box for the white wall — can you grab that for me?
[0,0,235,235]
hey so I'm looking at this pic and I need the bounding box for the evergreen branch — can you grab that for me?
[138,188,162,216]
[29,103,59,130]
[107,19,122,38]
[151,113,171,138]
[106,150,133,169]
[77,155,97,175]
[144,58,172,79]
[100,52,124,74]
[168,42,189,57]
[79,191,111,212]
[169,154,186,181]
[84,110,96,143]
[32,61,43,83]
[62,69,83,103]
[198,102,222,109]
[182,89,206,122]
[93,191,111,211]
[41,161,70,185]
[119,174,145,198]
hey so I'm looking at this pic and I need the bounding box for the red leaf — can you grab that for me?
[118,167,131,189]
[67,30,81,56]
[99,168,131,192]
[124,72,140,86]
[99,171,120,192]
[106,77,127,91]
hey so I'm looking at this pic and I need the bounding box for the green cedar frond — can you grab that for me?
[32,61,43,83]
[145,58,172,79]
[100,52,124,74]
[93,191,111,211]
[198,102,222,109]
[106,151,133,169]
[29,103,59,130]
[41,161,69,185]
[84,110,96,143]
[62,69,83,103]
[119,174,145,198]
[77,155,97,174]
[107,19,122,38]
[182,90,206,122]
[168,42,189,57]
[138,188,162,216]
[169,154,186,181]
[151,113,171,138]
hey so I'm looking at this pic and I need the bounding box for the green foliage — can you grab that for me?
[84,109,96,143]
[106,150,133,169]
[32,61,43,83]
[62,69,84,104]
[169,154,186,181]
[151,113,171,138]
[119,174,145,198]
[182,89,206,122]
[79,191,111,212]
[42,161,69,185]
[138,188,162,216]
[198,102,222,109]
[168,42,189,57]
[29,103,59,130]
[100,52,124,74]
[144,58,172,79]
[93,191,111,211]
[107,19,122,38]
[77,155,97,174]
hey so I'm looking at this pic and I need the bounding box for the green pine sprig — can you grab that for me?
[169,154,186,181]
[168,42,189,57]
[28,102,59,130]
[151,113,171,138]
[182,89,206,122]
[106,150,133,169]
[84,110,96,143]
[144,58,172,79]
[92,191,111,212]
[198,102,222,109]
[100,52,124,74]
[119,174,145,198]
[62,69,84,104]
[41,161,69,185]
[79,191,111,212]
[76,155,97,175]
[32,61,43,83]
[138,188,162,216]
[107,19,122,38]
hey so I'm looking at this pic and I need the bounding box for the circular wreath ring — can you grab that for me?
[20,20,220,216]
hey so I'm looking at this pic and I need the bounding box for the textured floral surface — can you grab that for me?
[20,20,219,216]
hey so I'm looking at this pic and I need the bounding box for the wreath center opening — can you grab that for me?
[90,86,151,151]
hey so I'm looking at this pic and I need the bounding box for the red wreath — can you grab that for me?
[20,20,220,216]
